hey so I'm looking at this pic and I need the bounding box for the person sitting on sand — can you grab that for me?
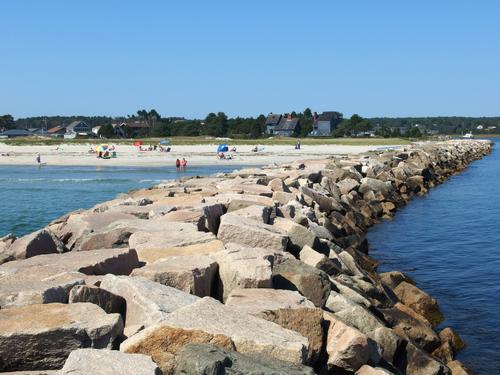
[251,146,258,152]
[231,146,237,152]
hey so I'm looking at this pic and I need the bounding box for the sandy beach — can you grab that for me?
[0,143,404,167]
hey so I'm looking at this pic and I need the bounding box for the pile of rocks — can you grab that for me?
[0,140,490,374]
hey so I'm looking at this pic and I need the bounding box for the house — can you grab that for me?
[265,113,282,135]
[66,121,92,137]
[274,115,301,136]
[0,129,32,138]
[125,120,150,137]
[47,125,67,137]
[312,111,342,136]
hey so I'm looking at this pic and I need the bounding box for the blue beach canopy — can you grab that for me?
[217,144,228,152]
[159,139,171,145]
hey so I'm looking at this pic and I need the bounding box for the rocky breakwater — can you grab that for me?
[0,140,491,375]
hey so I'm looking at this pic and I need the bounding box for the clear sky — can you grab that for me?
[1,1,499,119]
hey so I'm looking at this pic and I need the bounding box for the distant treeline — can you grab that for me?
[3,111,500,138]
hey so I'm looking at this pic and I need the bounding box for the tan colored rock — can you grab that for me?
[226,288,321,363]
[217,214,288,251]
[0,303,123,371]
[121,325,234,374]
[99,275,199,336]
[273,191,298,205]
[323,312,381,372]
[210,244,273,301]
[226,204,272,223]
[337,178,360,195]
[447,360,473,375]
[135,239,225,264]
[439,327,465,352]
[397,342,450,375]
[56,349,161,375]
[131,255,217,297]
[379,271,415,289]
[122,297,309,364]
[394,281,444,327]
[273,217,319,255]
[205,193,274,207]
[268,177,291,192]
[367,327,403,364]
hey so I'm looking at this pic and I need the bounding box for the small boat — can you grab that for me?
[462,132,474,139]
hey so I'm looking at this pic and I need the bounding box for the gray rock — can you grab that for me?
[100,275,199,336]
[68,285,125,315]
[273,218,319,255]
[56,349,161,375]
[174,343,315,375]
[395,342,450,375]
[131,255,218,297]
[217,214,288,251]
[272,258,331,308]
[4,229,66,263]
[299,245,339,275]
[210,244,274,302]
[122,297,309,364]
[0,303,123,371]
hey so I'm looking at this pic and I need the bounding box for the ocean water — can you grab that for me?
[0,164,247,237]
[367,140,499,374]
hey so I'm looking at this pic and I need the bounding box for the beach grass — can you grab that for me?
[1,136,411,147]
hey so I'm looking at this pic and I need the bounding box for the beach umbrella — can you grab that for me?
[159,139,171,145]
[217,144,229,153]
[134,140,143,146]
[96,144,109,152]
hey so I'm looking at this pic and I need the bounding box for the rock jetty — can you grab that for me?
[0,140,490,374]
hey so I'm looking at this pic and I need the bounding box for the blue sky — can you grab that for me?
[1,1,499,119]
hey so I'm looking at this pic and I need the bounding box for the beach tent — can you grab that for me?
[159,139,171,145]
[217,144,229,153]
[134,140,143,146]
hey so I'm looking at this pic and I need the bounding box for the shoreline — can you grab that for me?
[0,143,404,167]
[0,140,491,374]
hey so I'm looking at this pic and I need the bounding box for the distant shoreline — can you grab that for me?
[0,143,407,167]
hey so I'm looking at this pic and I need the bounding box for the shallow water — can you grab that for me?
[0,164,246,237]
[367,140,499,373]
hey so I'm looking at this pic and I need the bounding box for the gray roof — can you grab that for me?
[275,117,300,131]
[66,121,89,131]
[317,111,341,122]
[265,114,282,126]
[0,129,31,136]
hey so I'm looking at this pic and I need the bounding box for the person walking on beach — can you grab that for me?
[175,158,181,170]
[36,153,41,165]
[181,157,187,171]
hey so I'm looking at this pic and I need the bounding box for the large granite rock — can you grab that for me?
[131,255,217,297]
[394,281,444,327]
[355,365,395,374]
[0,248,139,308]
[56,349,161,375]
[135,239,225,264]
[323,312,381,373]
[174,343,315,375]
[394,342,450,375]
[2,229,66,263]
[217,214,288,251]
[122,297,309,365]
[300,245,339,275]
[122,325,234,374]
[272,258,331,308]
[0,303,123,371]
[273,218,319,255]
[99,275,199,336]
[68,285,125,315]
[210,244,273,301]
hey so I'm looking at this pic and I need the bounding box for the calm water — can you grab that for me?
[367,140,499,374]
[0,164,246,237]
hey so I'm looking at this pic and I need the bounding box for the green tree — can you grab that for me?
[98,124,115,138]
[0,115,15,130]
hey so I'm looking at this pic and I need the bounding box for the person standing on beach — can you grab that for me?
[181,158,187,171]
[36,153,41,165]
[175,158,181,170]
